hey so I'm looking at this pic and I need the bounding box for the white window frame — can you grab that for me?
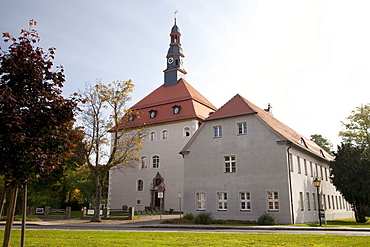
[162,130,169,140]
[224,155,236,173]
[137,179,144,191]
[152,155,160,169]
[237,122,247,135]
[213,125,222,138]
[150,131,157,141]
[217,192,228,210]
[136,198,142,205]
[196,192,206,211]
[267,191,279,211]
[240,191,251,211]
[141,156,148,169]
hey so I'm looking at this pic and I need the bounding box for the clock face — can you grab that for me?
[168,57,174,64]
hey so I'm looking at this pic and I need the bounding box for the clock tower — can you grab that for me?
[163,18,187,87]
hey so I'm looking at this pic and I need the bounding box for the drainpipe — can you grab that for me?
[287,141,295,225]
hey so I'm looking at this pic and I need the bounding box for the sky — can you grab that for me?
[1,0,370,148]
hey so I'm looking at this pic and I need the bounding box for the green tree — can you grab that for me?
[0,20,78,246]
[78,80,145,222]
[330,143,370,223]
[310,134,333,154]
[339,104,370,149]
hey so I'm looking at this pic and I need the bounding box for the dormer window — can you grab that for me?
[172,105,181,115]
[128,114,135,122]
[149,110,157,119]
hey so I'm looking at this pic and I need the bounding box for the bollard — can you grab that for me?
[45,206,51,217]
[128,207,134,220]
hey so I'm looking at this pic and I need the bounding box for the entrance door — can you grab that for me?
[154,192,161,207]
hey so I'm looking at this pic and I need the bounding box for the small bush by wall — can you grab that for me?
[257,212,277,225]
[193,212,214,225]
[183,213,194,221]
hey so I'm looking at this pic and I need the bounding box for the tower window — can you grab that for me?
[175,59,179,66]
[184,127,191,137]
[152,155,160,169]
[137,179,144,191]
[162,130,169,140]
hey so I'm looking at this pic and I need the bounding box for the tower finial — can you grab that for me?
[174,10,178,22]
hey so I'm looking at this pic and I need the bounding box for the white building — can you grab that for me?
[107,19,216,211]
[109,20,354,224]
[180,94,353,224]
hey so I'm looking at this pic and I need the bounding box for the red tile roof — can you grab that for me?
[117,79,217,130]
[205,94,334,161]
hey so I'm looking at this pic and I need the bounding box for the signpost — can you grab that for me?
[157,185,164,220]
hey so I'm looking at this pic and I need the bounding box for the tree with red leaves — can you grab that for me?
[0,20,79,247]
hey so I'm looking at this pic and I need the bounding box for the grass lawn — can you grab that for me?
[1,231,369,247]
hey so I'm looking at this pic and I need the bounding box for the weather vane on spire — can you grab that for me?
[174,10,178,20]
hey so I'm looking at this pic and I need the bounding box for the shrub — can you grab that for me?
[257,212,277,225]
[183,213,194,221]
[122,205,129,211]
[193,212,213,225]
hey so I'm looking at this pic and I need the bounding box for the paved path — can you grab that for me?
[2,215,370,236]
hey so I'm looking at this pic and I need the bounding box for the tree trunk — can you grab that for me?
[91,178,102,222]
[21,182,27,247]
[354,201,368,223]
[3,183,19,247]
[0,180,8,217]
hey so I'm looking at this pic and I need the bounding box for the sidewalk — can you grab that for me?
[3,215,370,232]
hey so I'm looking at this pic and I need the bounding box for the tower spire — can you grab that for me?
[163,16,187,87]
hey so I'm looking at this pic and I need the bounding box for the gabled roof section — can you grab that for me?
[131,78,216,110]
[205,94,257,121]
[117,79,217,130]
[203,94,334,161]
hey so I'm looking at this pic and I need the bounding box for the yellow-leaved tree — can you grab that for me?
[78,80,145,222]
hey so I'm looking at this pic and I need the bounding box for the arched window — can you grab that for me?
[150,131,156,141]
[136,199,142,205]
[162,130,169,140]
[141,156,148,169]
[137,179,144,191]
[184,127,191,137]
[152,155,160,169]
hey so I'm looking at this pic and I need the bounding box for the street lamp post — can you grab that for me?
[313,177,322,226]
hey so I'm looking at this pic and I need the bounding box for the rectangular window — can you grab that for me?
[217,192,228,210]
[320,166,324,180]
[307,192,311,211]
[325,168,328,181]
[224,156,236,173]
[328,195,331,209]
[299,192,304,211]
[213,125,222,138]
[332,195,335,210]
[237,122,247,135]
[196,193,206,210]
[289,154,293,172]
[323,194,326,210]
[297,156,301,174]
[304,159,308,175]
[310,162,313,177]
[267,191,279,211]
[315,163,319,178]
[313,193,316,210]
[240,192,251,210]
